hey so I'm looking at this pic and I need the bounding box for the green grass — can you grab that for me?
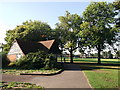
[2,58,119,89]
[80,64,119,89]
[85,70,118,89]
[58,57,119,89]
[72,58,120,89]
[1,82,43,89]
[2,68,62,75]
[75,58,119,64]
[58,57,120,64]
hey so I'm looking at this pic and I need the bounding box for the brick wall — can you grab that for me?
[7,55,17,62]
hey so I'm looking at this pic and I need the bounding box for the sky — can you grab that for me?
[0,2,90,29]
[0,0,115,44]
[0,2,88,44]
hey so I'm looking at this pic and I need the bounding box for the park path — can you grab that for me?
[2,64,92,88]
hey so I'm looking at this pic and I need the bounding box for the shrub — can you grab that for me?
[16,51,46,69]
[44,54,57,70]
[1,52,10,68]
[8,62,16,67]
[16,51,61,69]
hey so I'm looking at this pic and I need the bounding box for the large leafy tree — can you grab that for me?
[113,0,120,27]
[3,20,52,53]
[115,50,120,58]
[112,0,120,59]
[55,11,83,63]
[78,2,119,64]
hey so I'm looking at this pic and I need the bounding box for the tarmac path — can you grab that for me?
[2,64,92,89]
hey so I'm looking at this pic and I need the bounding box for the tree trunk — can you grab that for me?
[61,54,62,63]
[98,44,101,64]
[70,47,73,63]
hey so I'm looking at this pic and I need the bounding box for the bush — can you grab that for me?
[16,51,46,69]
[16,51,59,69]
[1,52,10,68]
[8,62,16,67]
[44,54,57,70]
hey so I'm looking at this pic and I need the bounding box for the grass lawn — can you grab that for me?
[74,58,120,64]
[80,64,119,89]
[58,57,120,64]
[58,57,119,89]
[1,81,43,89]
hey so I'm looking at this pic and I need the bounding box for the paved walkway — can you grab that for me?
[2,64,92,88]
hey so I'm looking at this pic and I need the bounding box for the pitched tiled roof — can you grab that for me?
[16,40,49,55]
[38,40,55,49]
[15,39,61,55]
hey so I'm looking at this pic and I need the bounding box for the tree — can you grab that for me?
[102,51,113,59]
[78,2,119,64]
[3,20,52,53]
[102,51,108,58]
[108,51,113,59]
[113,0,120,27]
[55,11,83,63]
[115,50,120,58]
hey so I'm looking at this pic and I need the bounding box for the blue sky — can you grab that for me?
[0,1,115,43]
[0,2,90,29]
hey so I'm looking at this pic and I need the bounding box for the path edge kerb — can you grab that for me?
[20,69,64,76]
[82,71,93,89]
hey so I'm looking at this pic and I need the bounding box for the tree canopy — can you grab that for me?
[3,1,119,64]
[3,20,52,53]
[55,11,83,63]
[78,2,119,64]
[113,0,120,27]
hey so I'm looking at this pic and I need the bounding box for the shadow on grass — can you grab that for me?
[63,62,120,71]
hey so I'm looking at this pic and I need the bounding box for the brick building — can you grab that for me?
[7,39,61,62]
